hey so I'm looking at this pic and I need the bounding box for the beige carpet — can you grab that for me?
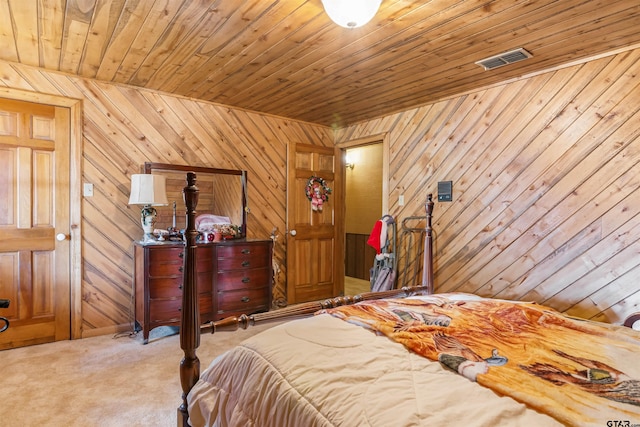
[0,322,281,427]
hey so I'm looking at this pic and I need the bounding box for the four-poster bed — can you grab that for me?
[178,173,640,427]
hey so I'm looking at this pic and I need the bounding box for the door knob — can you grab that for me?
[56,233,69,241]
[290,229,297,236]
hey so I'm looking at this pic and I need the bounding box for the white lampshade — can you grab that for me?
[128,174,169,206]
[321,0,382,28]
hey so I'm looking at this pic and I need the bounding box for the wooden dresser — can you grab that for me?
[133,239,272,343]
[213,240,273,320]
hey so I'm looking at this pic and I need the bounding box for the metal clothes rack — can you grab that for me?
[397,215,427,289]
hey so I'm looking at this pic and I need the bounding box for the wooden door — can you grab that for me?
[286,143,344,304]
[0,98,71,350]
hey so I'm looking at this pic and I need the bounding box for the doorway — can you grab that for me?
[338,134,389,296]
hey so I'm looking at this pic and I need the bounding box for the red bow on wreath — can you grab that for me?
[305,176,331,212]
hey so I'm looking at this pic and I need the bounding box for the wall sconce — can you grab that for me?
[128,174,169,242]
[345,153,355,170]
[321,0,382,29]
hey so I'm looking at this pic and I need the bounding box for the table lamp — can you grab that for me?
[128,174,169,242]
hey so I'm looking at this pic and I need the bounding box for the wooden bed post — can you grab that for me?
[421,194,434,294]
[178,172,200,427]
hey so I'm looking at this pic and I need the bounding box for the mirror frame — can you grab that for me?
[144,162,248,238]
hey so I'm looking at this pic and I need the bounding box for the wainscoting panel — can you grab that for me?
[345,233,377,281]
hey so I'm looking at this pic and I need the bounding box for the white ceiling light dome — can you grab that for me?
[321,0,382,29]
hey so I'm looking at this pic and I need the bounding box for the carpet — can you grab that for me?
[0,322,281,427]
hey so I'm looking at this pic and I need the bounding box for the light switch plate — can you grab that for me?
[83,183,94,197]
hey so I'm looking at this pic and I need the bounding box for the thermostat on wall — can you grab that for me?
[438,181,453,202]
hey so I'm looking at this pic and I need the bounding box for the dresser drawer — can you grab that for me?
[148,253,212,278]
[148,260,183,277]
[215,268,271,292]
[216,253,270,271]
[149,298,181,323]
[148,247,183,263]
[215,244,270,270]
[215,243,270,258]
[149,294,213,324]
[149,273,213,299]
[149,277,183,299]
[216,288,269,314]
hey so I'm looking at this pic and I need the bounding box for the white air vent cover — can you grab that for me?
[475,48,532,70]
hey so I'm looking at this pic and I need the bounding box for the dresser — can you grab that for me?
[213,240,273,320]
[133,239,272,343]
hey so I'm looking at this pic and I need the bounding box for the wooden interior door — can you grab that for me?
[286,142,343,304]
[0,98,71,350]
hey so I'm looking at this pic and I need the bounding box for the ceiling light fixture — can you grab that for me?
[321,0,382,29]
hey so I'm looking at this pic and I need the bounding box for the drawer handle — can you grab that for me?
[241,249,251,254]
[179,252,184,258]
[241,261,250,267]
[178,266,184,272]
[178,285,183,290]
[241,277,250,283]
[241,296,250,303]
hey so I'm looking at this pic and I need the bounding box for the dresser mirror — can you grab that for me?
[144,162,248,238]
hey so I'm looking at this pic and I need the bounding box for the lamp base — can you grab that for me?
[140,205,158,242]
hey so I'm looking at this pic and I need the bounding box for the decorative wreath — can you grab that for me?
[305,175,332,211]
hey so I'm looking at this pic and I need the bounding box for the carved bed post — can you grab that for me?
[421,194,434,294]
[178,172,200,427]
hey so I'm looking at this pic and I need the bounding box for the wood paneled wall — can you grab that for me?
[0,60,332,336]
[2,44,639,334]
[337,47,640,325]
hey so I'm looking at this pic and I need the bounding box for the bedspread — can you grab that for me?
[322,293,640,427]
[188,311,562,427]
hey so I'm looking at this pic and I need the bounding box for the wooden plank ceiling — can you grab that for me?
[2,0,639,128]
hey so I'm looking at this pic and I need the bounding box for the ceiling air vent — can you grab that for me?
[475,48,532,71]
